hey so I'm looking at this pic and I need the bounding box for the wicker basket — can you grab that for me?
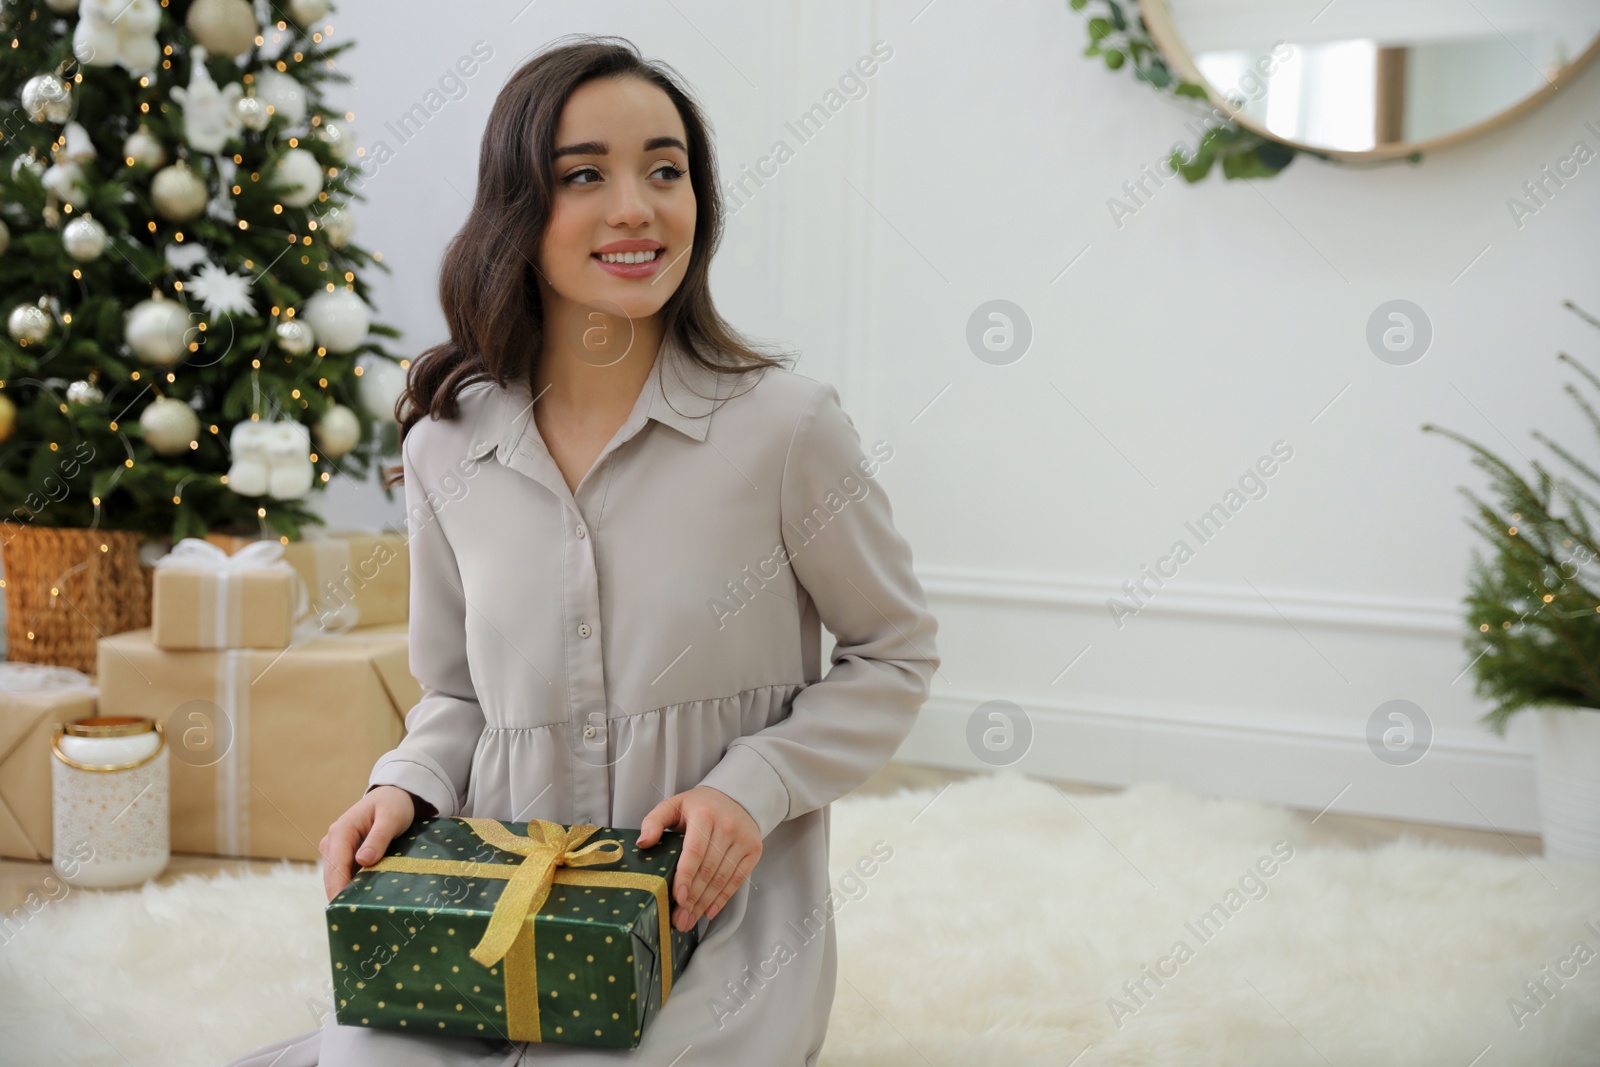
[0,526,155,675]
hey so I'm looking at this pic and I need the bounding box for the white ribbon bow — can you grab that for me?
[152,537,352,647]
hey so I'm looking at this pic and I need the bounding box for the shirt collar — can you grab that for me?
[468,332,722,462]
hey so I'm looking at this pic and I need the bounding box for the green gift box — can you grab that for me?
[326,815,700,1048]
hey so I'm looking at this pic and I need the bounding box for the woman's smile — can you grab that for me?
[592,238,666,279]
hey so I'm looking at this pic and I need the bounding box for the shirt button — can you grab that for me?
[577,622,591,638]
[583,723,598,738]
[576,524,587,539]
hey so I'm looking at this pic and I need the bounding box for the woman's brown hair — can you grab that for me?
[381,34,790,489]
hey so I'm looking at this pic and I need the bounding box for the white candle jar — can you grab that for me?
[50,716,169,887]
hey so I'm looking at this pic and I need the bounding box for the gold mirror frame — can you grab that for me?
[1139,0,1600,163]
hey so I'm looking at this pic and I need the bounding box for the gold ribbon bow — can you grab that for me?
[361,816,677,1042]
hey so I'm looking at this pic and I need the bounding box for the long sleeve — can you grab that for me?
[365,425,486,819]
[697,381,940,839]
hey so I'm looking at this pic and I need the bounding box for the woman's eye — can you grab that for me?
[652,164,687,181]
[562,166,602,185]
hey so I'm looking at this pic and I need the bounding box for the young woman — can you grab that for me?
[227,34,938,1067]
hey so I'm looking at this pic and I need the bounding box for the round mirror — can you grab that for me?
[1140,0,1600,160]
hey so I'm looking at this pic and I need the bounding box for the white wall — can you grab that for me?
[326,1,1600,833]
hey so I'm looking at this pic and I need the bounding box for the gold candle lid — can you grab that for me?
[51,717,165,772]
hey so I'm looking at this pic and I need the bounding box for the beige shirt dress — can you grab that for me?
[223,333,941,1067]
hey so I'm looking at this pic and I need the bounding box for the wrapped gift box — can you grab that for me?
[327,815,700,1049]
[0,666,99,860]
[95,623,420,861]
[205,529,409,630]
[152,542,299,650]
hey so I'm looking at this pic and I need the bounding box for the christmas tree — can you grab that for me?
[1425,301,1600,735]
[0,0,403,546]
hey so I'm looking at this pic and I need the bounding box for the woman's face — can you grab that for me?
[537,75,696,355]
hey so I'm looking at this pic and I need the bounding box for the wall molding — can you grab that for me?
[897,688,1539,834]
[919,564,1464,636]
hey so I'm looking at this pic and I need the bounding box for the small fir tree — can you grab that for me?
[1425,301,1600,735]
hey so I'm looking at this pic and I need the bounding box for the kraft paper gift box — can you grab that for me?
[327,815,701,1049]
[151,538,302,651]
[0,665,99,861]
[205,529,409,631]
[94,623,420,862]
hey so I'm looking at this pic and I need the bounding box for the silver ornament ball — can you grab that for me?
[21,73,71,124]
[62,214,107,261]
[275,317,315,356]
[7,303,53,345]
[139,396,201,456]
[185,0,259,59]
[151,161,210,222]
[288,0,330,26]
[122,125,165,169]
[125,294,192,366]
[313,402,361,458]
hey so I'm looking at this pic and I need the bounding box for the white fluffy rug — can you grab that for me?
[1,771,1597,1066]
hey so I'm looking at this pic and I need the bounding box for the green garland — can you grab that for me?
[1424,302,1600,734]
[1068,0,1305,181]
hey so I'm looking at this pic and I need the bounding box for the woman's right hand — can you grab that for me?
[320,784,416,902]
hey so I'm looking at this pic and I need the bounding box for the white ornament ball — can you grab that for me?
[235,94,269,132]
[140,397,200,455]
[314,403,360,458]
[185,0,258,58]
[66,378,103,405]
[123,125,165,169]
[125,294,192,366]
[151,161,209,222]
[21,73,71,124]
[62,214,107,261]
[318,204,354,248]
[8,303,53,345]
[303,288,369,353]
[0,219,9,256]
[271,147,323,208]
[275,317,314,355]
[254,68,307,127]
[357,356,406,423]
[288,0,329,26]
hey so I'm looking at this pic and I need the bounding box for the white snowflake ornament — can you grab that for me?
[186,262,254,321]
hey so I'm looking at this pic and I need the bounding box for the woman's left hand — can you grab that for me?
[637,785,762,932]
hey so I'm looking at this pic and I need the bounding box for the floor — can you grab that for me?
[0,762,1544,914]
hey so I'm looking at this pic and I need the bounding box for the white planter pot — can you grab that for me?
[1535,707,1600,862]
